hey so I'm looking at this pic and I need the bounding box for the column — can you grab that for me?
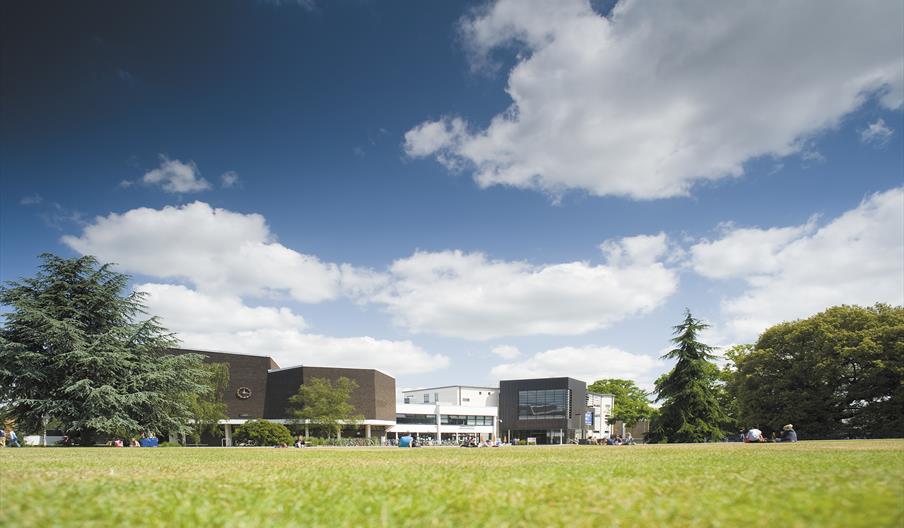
[224,424,232,447]
[304,423,309,437]
[365,424,372,439]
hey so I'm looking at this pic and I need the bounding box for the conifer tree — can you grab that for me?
[0,254,208,442]
[649,309,728,443]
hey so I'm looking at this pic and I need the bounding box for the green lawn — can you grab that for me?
[2,440,902,527]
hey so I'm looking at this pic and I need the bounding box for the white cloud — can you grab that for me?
[139,283,449,375]
[406,0,904,199]
[220,171,240,188]
[690,187,904,340]
[860,118,895,147]
[62,201,360,303]
[491,345,521,360]
[141,156,211,193]
[365,234,677,340]
[490,345,664,390]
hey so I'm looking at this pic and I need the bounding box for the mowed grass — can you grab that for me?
[2,440,902,527]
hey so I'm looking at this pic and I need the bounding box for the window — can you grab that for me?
[441,415,494,426]
[518,389,571,420]
[423,393,429,403]
[396,414,436,425]
[403,397,411,404]
[462,398,470,402]
[434,392,439,402]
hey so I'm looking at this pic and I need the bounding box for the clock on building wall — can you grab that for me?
[236,386,252,399]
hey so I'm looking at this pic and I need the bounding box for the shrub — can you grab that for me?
[158,441,181,447]
[235,420,293,446]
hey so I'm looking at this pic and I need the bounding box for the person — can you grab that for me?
[0,429,5,448]
[113,439,124,448]
[606,435,615,446]
[624,433,635,445]
[8,429,20,448]
[745,427,764,443]
[294,435,305,448]
[130,438,140,447]
[781,424,798,442]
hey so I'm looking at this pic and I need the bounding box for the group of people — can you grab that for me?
[0,428,20,447]
[743,424,797,443]
[586,433,635,445]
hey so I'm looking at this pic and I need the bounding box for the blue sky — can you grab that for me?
[2,0,903,393]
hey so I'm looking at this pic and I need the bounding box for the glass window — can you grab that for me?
[423,393,429,403]
[396,414,436,425]
[517,389,571,420]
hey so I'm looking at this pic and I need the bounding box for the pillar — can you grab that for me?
[224,424,233,447]
[304,423,309,437]
[365,424,371,439]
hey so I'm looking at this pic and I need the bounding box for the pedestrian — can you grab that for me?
[8,429,20,447]
[781,424,798,442]
[0,428,5,448]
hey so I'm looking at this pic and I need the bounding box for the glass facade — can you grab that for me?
[518,389,570,420]
[396,414,436,425]
[441,415,494,426]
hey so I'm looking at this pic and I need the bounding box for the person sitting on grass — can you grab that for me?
[624,433,635,445]
[781,424,798,442]
[744,427,765,443]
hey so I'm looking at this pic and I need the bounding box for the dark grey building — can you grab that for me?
[167,348,396,444]
[499,377,588,444]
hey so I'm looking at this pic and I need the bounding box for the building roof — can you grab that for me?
[402,385,498,393]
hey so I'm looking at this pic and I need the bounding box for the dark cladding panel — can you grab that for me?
[263,367,304,419]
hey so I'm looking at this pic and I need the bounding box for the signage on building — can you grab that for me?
[585,411,593,426]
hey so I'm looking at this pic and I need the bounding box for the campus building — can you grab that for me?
[586,392,616,440]
[170,349,396,445]
[498,377,590,444]
[389,386,499,442]
[166,348,615,447]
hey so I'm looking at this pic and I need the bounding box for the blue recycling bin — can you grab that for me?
[139,438,159,447]
[398,435,413,448]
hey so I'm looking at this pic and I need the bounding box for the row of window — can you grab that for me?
[395,414,495,426]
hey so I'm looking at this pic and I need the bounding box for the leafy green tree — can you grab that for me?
[586,378,655,426]
[186,362,230,444]
[649,310,728,443]
[234,419,293,446]
[288,376,362,438]
[727,304,903,439]
[0,254,208,442]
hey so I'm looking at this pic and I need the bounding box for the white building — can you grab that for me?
[389,386,499,442]
[401,385,499,407]
[586,392,615,440]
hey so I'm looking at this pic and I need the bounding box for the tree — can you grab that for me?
[727,304,904,439]
[586,378,655,426]
[234,419,293,446]
[288,377,362,438]
[186,362,230,444]
[649,310,728,443]
[0,254,208,442]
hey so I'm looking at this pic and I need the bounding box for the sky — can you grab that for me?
[2,0,903,395]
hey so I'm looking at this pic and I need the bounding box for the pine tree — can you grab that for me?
[0,254,209,442]
[649,309,728,443]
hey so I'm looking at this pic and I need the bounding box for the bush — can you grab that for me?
[158,441,181,447]
[235,420,293,446]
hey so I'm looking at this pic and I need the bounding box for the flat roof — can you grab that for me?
[171,347,391,378]
[402,385,498,393]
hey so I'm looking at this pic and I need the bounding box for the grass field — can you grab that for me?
[2,440,902,527]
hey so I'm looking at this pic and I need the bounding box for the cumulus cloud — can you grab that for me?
[491,345,664,389]
[491,345,521,360]
[690,187,904,340]
[139,156,211,193]
[139,283,448,375]
[860,118,895,147]
[405,0,904,199]
[365,234,677,340]
[61,201,372,303]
